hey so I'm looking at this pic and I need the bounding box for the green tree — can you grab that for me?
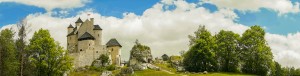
[0,29,19,76]
[215,30,240,72]
[183,25,217,72]
[272,61,283,76]
[16,19,30,76]
[99,54,109,66]
[161,54,169,61]
[240,25,274,75]
[27,29,73,76]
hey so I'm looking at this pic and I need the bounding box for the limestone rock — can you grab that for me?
[101,71,112,76]
[120,67,134,75]
[128,40,153,70]
[147,63,160,71]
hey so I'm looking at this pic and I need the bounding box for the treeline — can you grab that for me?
[0,20,72,76]
[183,25,300,76]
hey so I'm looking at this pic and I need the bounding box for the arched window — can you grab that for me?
[80,49,83,51]
[98,34,99,37]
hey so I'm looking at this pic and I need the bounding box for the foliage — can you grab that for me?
[161,54,169,61]
[183,25,218,72]
[106,65,117,71]
[0,29,19,76]
[98,54,109,66]
[27,29,73,76]
[214,30,240,72]
[240,25,274,75]
[273,61,284,76]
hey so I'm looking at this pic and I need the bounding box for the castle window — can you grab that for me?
[98,34,99,37]
[89,44,90,46]
[112,48,113,52]
[80,49,83,51]
[70,37,71,40]
[96,51,98,53]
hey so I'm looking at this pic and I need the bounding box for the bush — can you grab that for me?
[90,66,106,72]
[106,65,116,71]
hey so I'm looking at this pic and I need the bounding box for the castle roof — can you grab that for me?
[75,17,83,23]
[67,27,77,36]
[78,32,95,41]
[106,38,122,47]
[93,25,102,30]
[68,24,74,28]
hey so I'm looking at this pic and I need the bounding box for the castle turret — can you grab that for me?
[68,24,74,34]
[75,17,83,30]
[106,38,122,66]
[93,25,102,45]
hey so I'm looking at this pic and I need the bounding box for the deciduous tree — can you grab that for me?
[215,30,240,72]
[27,29,73,76]
[183,25,217,72]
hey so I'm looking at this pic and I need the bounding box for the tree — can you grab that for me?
[27,29,73,76]
[215,30,240,72]
[183,25,217,72]
[0,29,19,76]
[272,61,283,76]
[16,19,31,76]
[161,54,169,61]
[98,54,109,66]
[240,25,274,75]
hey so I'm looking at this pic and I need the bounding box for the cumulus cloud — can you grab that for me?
[266,33,300,67]
[202,0,300,15]
[0,0,300,68]
[0,0,90,12]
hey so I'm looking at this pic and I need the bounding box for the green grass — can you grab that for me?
[133,69,254,76]
[186,72,255,76]
[133,69,181,76]
[154,63,177,72]
[69,70,101,76]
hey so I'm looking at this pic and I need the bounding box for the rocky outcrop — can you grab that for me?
[169,56,185,72]
[101,71,112,76]
[120,67,134,75]
[128,40,153,70]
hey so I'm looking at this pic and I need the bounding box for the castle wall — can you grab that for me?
[107,46,121,66]
[93,30,102,46]
[77,20,94,38]
[67,35,78,52]
[77,40,96,67]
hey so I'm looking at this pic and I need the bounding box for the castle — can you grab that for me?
[67,17,122,68]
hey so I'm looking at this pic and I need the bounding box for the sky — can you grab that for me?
[0,0,300,68]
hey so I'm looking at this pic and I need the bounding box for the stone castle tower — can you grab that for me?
[67,17,122,68]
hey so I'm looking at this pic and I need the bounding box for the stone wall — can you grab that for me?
[107,46,121,66]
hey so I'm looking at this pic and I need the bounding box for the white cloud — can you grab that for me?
[266,33,300,67]
[202,0,300,15]
[0,0,90,12]
[1,0,300,68]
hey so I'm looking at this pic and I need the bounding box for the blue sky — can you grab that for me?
[1,0,299,35]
